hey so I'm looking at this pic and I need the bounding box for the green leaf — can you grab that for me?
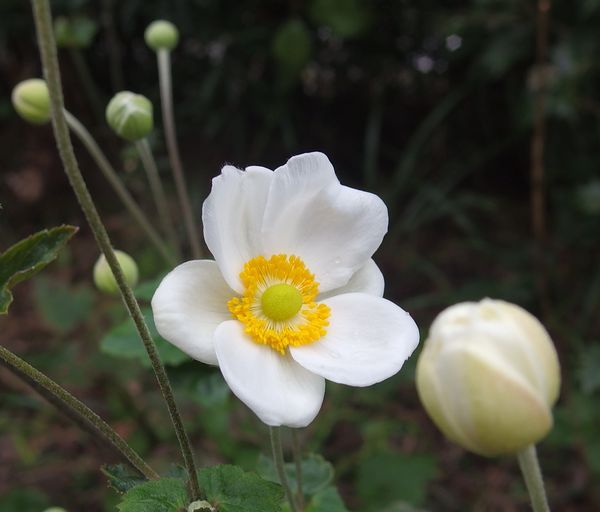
[33,276,94,332]
[103,464,147,494]
[305,486,349,512]
[199,464,284,512]
[257,453,334,496]
[100,308,190,367]
[117,478,187,512]
[357,453,437,508]
[0,225,77,314]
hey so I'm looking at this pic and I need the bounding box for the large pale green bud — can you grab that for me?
[416,299,560,457]
[93,250,139,295]
[144,20,179,51]
[12,79,51,125]
[105,91,153,141]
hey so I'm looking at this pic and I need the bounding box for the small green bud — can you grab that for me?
[188,501,216,512]
[144,20,179,51]
[416,299,560,457]
[105,91,153,141]
[43,508,68,512]
[93,250,139,295]
[54,15,98,48]
[12,79,51,125]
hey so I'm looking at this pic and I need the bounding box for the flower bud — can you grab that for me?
[105,91,153,141]
[93,250,139,295]
[144,20,179,51]
[416,299,560,457]
[43,508,67,512]
[54,15,98,48]
[12,79,51,125]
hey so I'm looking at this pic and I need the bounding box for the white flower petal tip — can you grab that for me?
[214,320,326,427]
[290,293,420,387]
[151,260,234,365]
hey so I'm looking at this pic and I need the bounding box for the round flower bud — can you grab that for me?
[416,299,560,457]
[105,91,153,141]
[93,250,139,295]
[12,79,51,125]
[43,508,67,512]
[144,20,179,51]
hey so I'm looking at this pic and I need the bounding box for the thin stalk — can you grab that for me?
[157,48,202,259]
[0,345,158,480]
[135,138,180,258]
[291,429,305,510]
[31,0,201,500]
[531,0,551,318]
[517,445,551,512]
[65,110,175,265]
[269,427,298,512]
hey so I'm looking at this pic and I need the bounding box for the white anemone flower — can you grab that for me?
[152,152,420,427]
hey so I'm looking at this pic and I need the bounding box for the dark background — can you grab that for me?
[1,0,599,510]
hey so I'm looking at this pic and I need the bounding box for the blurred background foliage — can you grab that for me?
[0,0,599,510]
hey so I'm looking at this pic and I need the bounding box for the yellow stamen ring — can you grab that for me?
[227,254,330,354]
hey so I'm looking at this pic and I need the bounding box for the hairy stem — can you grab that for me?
[269,427,298,512]
[517,445,551,512]
[135,138,180,258]
[65,110,175,265]
[0,345,158,480]
[31,0,201,500]
[157,48,202,259]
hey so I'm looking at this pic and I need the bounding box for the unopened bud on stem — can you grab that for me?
[93,250,139,295]
[12,79,51,125]
[145,20,179,51]
[106,91,153,141]
[416,298,560,457]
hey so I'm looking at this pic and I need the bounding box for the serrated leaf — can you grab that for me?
[306,486,349,512]
[199,464,284,512]
[257,453,334,496]
[0,225,77,314]
[117,478,187,512]
[100,308,190,367]
[103,464,147,494]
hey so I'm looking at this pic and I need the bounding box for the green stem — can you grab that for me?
[31,0,201,500]
[291,429,305,510]
[157,48,203,259]
[517,445,551,512]
[269,427,298,512]
[135,138,180,258]
[65,110,175,265]
[0,345,158,480]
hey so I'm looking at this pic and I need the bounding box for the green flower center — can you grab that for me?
[261,283,303,321]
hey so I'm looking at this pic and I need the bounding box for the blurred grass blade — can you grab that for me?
[0,225,77,314]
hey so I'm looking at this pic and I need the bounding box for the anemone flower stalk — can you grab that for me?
[157,45,203,258]
[30,0,200,499]
[270,427,299,512]
[64,110,175,264]
[518,445,551,512]
[135,138,180,258]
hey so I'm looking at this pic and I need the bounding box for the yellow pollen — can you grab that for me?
[227,254,330,354]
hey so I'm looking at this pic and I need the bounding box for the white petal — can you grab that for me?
[202,165,273,293]
[214,320,325,427]
[318,259,384,300]
[290,293,419,386]
[151,260,234,365]
[262,153,388,292]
